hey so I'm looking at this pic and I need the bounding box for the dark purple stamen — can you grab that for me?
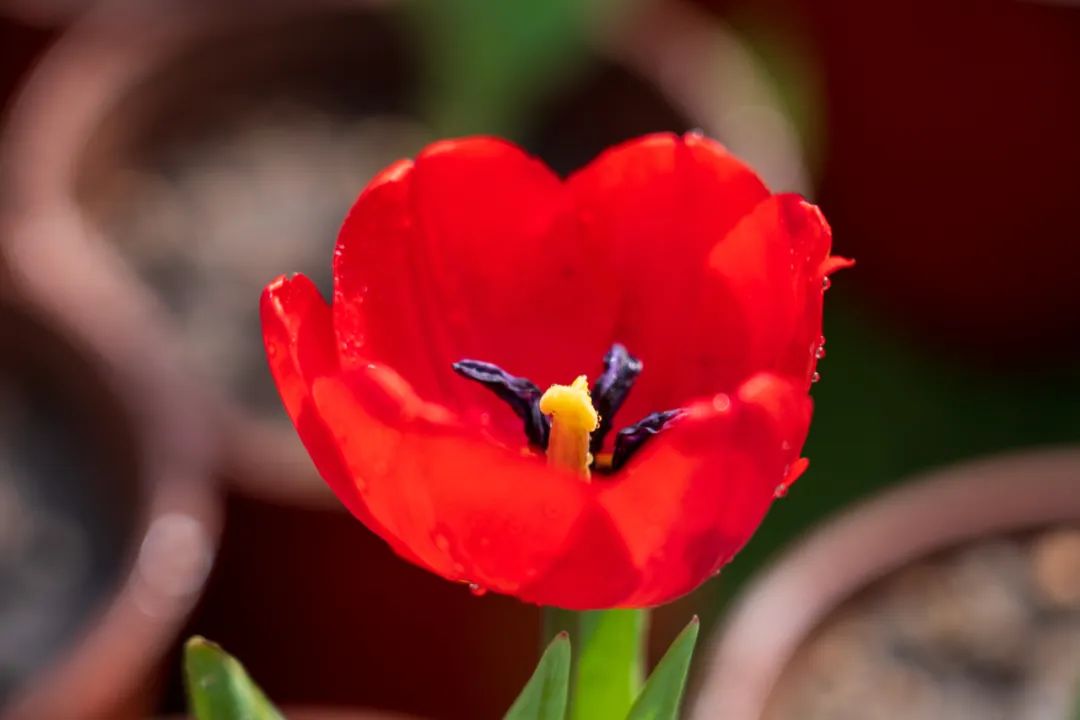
[452,360,550,449]
[590,343,643,455]
[609,409,686,471]
[452,346,683,472]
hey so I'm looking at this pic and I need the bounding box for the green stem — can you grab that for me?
[541,608,649,720]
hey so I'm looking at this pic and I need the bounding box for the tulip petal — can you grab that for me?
[598,373,811,607]
[261,275,407,552]
[706,194,843,389]
[309,368,640,606]
[566,132,772,426]
[333,137,618,446]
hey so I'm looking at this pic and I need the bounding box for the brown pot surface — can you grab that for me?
[693,446,1080,720]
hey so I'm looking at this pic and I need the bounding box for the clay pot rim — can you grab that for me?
[690,445,1080,720]
[0,0,403,509]
[0,295,222,720]
[0,4,237,716]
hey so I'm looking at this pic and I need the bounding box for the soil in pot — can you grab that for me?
[764,526,1080,720]
[0,311,140,705]
[77,9,432,438]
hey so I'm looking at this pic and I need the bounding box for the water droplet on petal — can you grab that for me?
[711,394,732,413]
[815,345,826,360]
[266,345,278,358]
[822,276,832,291]
[774,484,789,498]
[811,371,821,384]
[468,583,487,597]
[433,533,450,553]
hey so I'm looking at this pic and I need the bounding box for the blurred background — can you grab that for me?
[0,0,1078,718]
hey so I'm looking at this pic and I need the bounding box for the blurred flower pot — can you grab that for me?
[0,296,219,720]
[583,0,813,195]
[692,446,1080,720]
[0,0,434,508]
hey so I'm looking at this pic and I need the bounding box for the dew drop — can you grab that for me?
[822,276,832,291]
[468,583,487,597]
[433,533,450,553]
[774,484,789,498]
[811,371,821,384]
[711,394,732,413]
[266,345,278,358]
[815,345,826,360]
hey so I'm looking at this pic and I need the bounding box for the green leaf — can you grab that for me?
[570,609,648,720]
[626,617,700,720]
[504,632,572,720]
[407,0,645,136]
[184,636,285,720]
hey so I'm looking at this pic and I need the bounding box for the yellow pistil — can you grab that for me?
[539,375,600,478]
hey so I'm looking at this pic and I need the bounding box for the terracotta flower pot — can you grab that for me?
[0,293,219,720]
[691,446,1080,720]
[0,0,434,508]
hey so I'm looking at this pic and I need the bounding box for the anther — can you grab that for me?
[452,360,550,449]
[590,343,643,455]
[609,409,685,471]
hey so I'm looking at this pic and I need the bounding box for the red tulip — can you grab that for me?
[261,133,850,609]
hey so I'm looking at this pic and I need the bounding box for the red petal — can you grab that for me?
[567,132,771,424]
[264,283,813,609]
[309,368,640,607]
[598,373,811,607]
[705,194,845,390]
[261,275,405,550]
[333,138,617,445]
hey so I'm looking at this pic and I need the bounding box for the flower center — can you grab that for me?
[452,344,683,476]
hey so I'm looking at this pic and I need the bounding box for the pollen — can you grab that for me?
[539,375,600,477]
